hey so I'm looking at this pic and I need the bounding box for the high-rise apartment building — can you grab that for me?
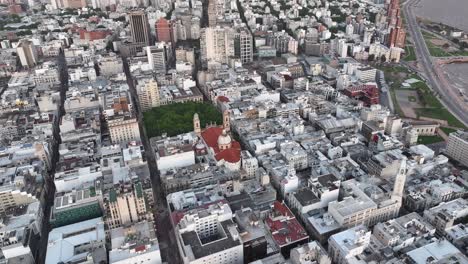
[106,182,151,229]
[16,40,38,68]
[304,29,319,55]
[137,78,160,112]
[446,130,468,167]
[266,31,299,54]
[386,0,406,48]
[173,201,244,264]
[234,29,253,64]
[201,26,253,66]
[129,10,151,48]
[146,44,168,74]
[108,116,141,144]
[388,27,406,48]
[207,0,225,26]
[155,18,173,43]
[200,27,234,66]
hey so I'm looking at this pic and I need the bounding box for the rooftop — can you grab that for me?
[181,220,241,260]
[406,239,468,264]
[265,201,309,247]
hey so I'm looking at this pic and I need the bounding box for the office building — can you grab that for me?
[136,77,160,112]
[109,221,162,264]
[50,187,103,228]
[146,45,167,74]
[234,29,253,64]
[16,40,38,68]
[155,18,173,43]
[108,115,141,144]
[129,11,151,49]
[328,225,371,264]
[173,201,244,264]
[106,182,152,229]
[200,27,235,66]
[45,218,107,264]
[446,130,468,167]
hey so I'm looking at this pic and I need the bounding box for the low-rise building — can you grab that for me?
[328,225,371,264]
[265,202,309,257]
[109,221,162,264]
[45,217,107,264]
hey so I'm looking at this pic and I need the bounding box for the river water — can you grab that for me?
[414,0,468,32]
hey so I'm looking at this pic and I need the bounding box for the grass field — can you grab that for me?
[378,65,466,129]
[417,135,444,144]
[412,82,443,108]
[403,46,417,61]
[440,127,458,135]
[422,31,468,57]
[143,102,222,138]
[416,108,466,128]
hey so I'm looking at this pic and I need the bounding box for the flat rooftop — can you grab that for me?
[181,220,241,259]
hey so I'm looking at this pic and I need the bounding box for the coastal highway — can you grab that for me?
[402,0,468,126]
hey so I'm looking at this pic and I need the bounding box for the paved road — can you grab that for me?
[36,51,68,264]
[376,70,394,112]
[402,0,468,127]
[122,58,182,264]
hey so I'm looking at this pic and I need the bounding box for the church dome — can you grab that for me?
[217,130,232,149]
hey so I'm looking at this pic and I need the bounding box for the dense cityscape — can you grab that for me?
[0,0,467,263]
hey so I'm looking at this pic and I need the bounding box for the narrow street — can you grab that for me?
[122,58,182,264]
[36,50,68,264]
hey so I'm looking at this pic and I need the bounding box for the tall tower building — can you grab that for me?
[391,158,407,202]
[223,110,230,132]
[200,27,234,66]
[106,182,151,229]
[16,39,38,68]
[446,130,468,167]
[388,27,406,48]
[146,45,167,74]
[234,29,253,64]
[207,0,218,26]
[201,26,252,66]
[155,18,173,43]
[129,10,151,47]
[193,113,201,135]
[136,78,160,112]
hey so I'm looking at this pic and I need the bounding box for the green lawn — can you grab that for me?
[417,135,445,144]
[403,46,416,61]
[143,102,222,138]
[422,31,468,57]
[390,88,405,117]
[416,108,466,128]
[412,82,443,108]
[440,127,458,135]
[379,65,466,128]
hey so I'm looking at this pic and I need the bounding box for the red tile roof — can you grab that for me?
[201,127,241,163]
[134,245,146,252]
[217,96,230,103]
[265,201,309,247]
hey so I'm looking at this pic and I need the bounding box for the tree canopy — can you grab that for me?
[143,102,222,138]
